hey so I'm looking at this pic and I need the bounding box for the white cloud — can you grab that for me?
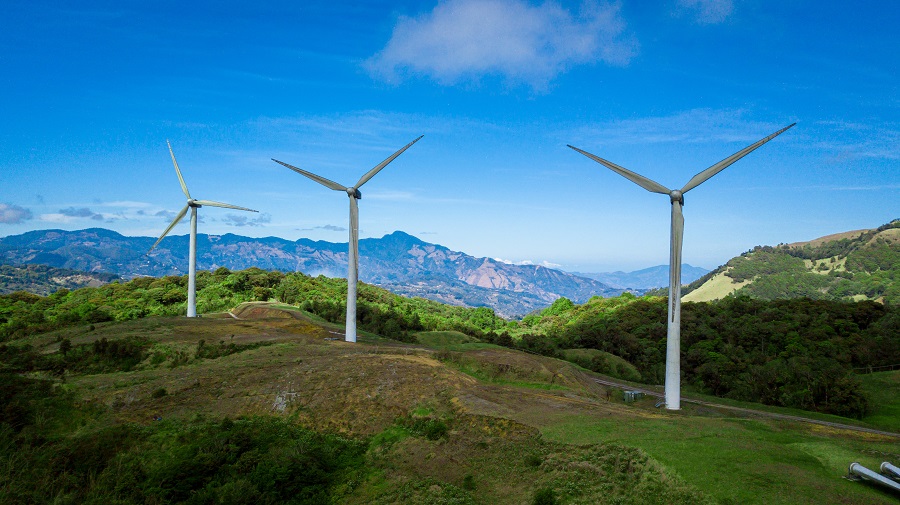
[676,0,734,24]
[366,0,637,88]
[566,108,789,146]
[493,257,562,269]
[0,203,33,224]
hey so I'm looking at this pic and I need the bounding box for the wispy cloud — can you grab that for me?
[0,203,33,224]
[565,109,789,147]
[299,224,347,232]
[365,0,637,89]
[675,0,734,24]
[222,213,271,227]
[811,120,900,161]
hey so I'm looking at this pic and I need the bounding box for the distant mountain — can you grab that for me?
[0,228,625,317]
[572,264,710,290]
[683,220,900,304]
[0,264,119,295]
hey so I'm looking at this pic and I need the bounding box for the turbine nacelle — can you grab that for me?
[188,199,202,208]
[348,188,362,199]
[669,190,684,205]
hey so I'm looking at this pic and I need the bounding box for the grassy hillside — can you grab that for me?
[684,219,900,304]
[1,306,898,504]
[4,268,897,421]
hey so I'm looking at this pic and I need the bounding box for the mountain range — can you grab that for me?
[0,228,634,317]
[571,264,709,290]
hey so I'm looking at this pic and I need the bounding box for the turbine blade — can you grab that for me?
[167,140,192,200]
[567,145,670,195]
[272,159,347,192]
[355,135,424,189]
[193,200,258,212]
[681,123,796,194]
[149,205,189,252]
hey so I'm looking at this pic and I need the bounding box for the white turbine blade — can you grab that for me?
[355,135,424,189]
[272,159,347,192]
[193,199,258,212]
[681,123,796,194]
[567,145,670,195]
[167,140,192,200]
[149,204,189,251]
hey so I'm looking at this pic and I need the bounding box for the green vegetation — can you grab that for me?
[0,290,898,503]
[682,220,900,303]
[0,415,366,504]
[858,371,900,432]
[3,262,898,419]
[0,267,507,343]
[503,294,899,418]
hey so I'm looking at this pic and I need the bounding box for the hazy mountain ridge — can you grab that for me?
[572,264,710,290]
[0,264,120,295]
[0,228,624,317]
[683,219,900,304]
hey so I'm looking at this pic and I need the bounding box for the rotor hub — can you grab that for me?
[348,188,362,199]
[669,190,684,205]
[188,199,201,208]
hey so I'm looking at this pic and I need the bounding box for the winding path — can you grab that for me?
[591,376,900,438]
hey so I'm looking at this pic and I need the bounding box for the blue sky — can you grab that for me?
[0,0,897,272]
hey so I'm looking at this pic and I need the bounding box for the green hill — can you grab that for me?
[684,219,900,304]
[2,299,898,504]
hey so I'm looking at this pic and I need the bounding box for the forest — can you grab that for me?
[2,266,897,419]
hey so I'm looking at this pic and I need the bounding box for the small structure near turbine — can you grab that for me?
[272,135,423,343]
[150,141,258,317]
[568,123,794,410]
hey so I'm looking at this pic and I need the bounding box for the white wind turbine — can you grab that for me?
[272,135,423,343]
[568,123,794,410]
[150,141,259,317]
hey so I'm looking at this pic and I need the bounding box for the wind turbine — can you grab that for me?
[568,123,794,410]
[272,135,423,343]
[150,141,259,317]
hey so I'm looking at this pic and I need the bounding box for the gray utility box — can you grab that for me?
[623,391,644,402]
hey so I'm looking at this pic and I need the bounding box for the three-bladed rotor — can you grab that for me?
[272,135,424,342]
[148,141,259,318]
[567,123,795,410]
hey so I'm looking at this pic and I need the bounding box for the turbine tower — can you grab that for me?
[150,141,259,317]
[568,123,794,410]
[272,135,423,343]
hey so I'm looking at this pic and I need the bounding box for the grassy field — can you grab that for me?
[4,303,899,504]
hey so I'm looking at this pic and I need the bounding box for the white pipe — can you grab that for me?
[882,461,900,480]
[849,462,900,493]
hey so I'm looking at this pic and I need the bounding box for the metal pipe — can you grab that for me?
[882,461,900,480]
[849,462,900,493]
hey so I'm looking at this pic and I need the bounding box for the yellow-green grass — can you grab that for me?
[683,268,750,302]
